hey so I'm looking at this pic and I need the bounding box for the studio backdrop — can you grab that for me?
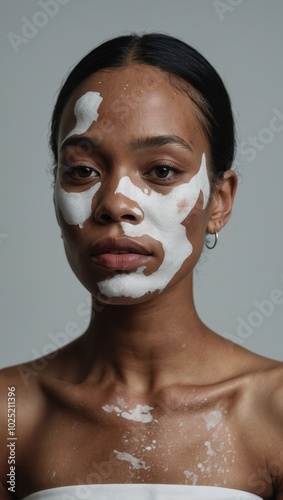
[0,0,282,367]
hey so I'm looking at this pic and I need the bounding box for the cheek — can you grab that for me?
[54,181,101,229]
[143,240,165,276]
[140,189,195,247]
[182,191,206,234]
[142,154,210,244]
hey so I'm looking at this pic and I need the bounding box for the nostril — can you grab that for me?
[100,214,113,222]
[95,197,143,224]
[121,214,136,221]
[99,213,137,223]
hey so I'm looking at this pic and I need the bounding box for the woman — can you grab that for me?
[0,33,282,499]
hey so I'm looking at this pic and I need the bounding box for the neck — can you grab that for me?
[78,278,224,394]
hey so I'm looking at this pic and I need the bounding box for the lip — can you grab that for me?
[90,237,151,256]
[90,237,152,271]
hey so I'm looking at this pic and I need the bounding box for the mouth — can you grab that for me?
[90,237,152,271]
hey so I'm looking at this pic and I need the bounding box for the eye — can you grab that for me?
[64,166,99,181]
[146,164,180,181]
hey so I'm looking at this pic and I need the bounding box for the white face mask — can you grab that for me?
[98,153,210,298]
[55,153,210,299]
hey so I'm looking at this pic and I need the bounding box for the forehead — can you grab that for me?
[58,64,207,151]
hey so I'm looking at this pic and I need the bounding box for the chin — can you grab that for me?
[96,268,164,302]
[93,292,157,307]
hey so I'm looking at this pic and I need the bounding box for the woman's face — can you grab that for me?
[54,64,213,304]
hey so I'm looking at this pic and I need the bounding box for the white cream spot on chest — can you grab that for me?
[121,404,154,423]
[143,439,157,451]
[102,402,155,423]
[184,470,198,485]
[203,409,222,430]
[204,440,215,456]
[114,450,150,470]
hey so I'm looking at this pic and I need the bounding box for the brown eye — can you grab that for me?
[75,167,94,178]
[65,166,99,180]
[148,165,178,180]
[153,166,174,178]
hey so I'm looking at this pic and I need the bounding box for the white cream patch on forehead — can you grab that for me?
[61,91,103,146]
[55,182,101,229]
[98,153,210,298]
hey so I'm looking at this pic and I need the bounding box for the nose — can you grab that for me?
[94,178,144,225]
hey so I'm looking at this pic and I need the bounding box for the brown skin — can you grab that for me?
[1,65,283,499]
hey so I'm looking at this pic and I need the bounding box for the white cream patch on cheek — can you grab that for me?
[55,91,103,228]
[54,181,101,229]
[61,91,103,146]
[98,153,210,298]
[132,206,143,218]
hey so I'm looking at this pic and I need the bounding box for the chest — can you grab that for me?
[16,403,264,496]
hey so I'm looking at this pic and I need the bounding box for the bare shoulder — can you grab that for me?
[237,350,283,495]
[232,344,283,409]
[0,335,83,413]
[218,339,283,433]
[0,361,43,408]
[241,350,283,406]
[253,356,283,432]
[0,363,43,498]
[0,341,81,498]
[0,362,45,447]
[0,336,85,431]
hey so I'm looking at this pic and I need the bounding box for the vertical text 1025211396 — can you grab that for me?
[7,386,16,494]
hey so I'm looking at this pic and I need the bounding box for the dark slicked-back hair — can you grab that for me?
[50,33,235,181]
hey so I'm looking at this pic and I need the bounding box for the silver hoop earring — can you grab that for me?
[205,231,218,250]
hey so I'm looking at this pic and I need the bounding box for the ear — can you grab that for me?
[53,165,58,180]
[206,169,238,234]
[52,166,61,227]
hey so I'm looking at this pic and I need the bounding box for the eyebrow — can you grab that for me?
[59,134,194,155]
[59,136,100,154]
[129,135,194,153]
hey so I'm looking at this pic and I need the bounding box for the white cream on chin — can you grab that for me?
[61,91,103,147]
[98,153,210,298]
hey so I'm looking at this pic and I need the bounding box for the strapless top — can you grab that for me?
[22,484,262,499]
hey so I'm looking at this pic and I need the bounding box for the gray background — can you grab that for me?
[0,0,282,368]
